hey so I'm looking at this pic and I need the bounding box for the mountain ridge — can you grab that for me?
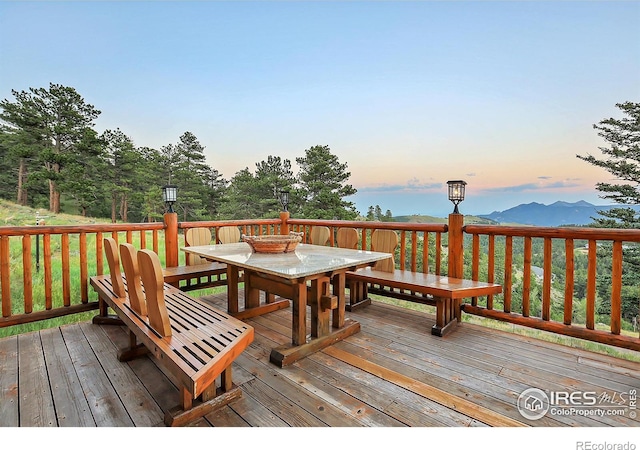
[477,201,640,227]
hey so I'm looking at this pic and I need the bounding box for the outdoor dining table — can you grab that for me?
[182,242,391,367]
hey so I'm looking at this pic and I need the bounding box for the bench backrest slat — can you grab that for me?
[138,249,173,337]
[371,230,398,272]
[337,227,359,250]
[119,243,148,316]
[185,227,212,266]
[104,237,126,298]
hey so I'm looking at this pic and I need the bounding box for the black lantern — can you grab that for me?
[162,184,178,213]
[447,180,466,214]
[279,190,289,212]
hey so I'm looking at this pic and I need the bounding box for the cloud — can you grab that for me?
[480,178,584,194]
[357,178,442,194]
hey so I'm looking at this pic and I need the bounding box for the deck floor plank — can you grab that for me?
[78,322,165,427]
[17,332,56,426]
[0,335,18,427]
[306,349,473,427]
[3,292,639,428]
[40,328,95,427]
[234,349,366,427]
[59,325,133,426]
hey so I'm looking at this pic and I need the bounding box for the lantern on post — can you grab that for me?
[447,180,467,214]
[279,190,290,212]
[162,185,178,213]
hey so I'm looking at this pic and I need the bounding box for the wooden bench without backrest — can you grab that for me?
[346,267,502,336]
[164,226,228,291]
[90,238,254,426]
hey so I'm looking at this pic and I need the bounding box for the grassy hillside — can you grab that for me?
[0,199,110,227]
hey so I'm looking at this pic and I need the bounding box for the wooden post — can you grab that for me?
[164,212,179,268]
[448,212,464,279]
[280,211,290,235]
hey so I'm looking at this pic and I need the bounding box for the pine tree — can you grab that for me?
[296,145,358,220]
[577,101,640,227]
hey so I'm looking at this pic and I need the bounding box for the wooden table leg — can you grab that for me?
[292,281,307,346]
[332,272,346,329]
[243,271,261,309]
[226,265,239,315]
[310,276,331,338]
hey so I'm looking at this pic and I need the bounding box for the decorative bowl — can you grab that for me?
[242,232,303,253]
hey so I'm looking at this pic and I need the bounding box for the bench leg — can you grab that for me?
[431,297,460,337]
[345,280,372,311]
[117,330,149,361]
[91,296,124,326]
[165,382,242,427]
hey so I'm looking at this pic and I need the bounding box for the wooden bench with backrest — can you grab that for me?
[90,238,254,426]
[164,226,241,291]
[345,229,502,336]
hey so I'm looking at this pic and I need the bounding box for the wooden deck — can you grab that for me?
[1,292,638,432]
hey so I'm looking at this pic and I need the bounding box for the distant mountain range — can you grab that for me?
[477,201,640,227]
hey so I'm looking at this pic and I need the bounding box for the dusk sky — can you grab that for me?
[1,1,639,218]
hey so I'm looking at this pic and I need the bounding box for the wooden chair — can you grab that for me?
[337,227,359,249]
[370,229,398,272]
[185,227,212,265]
[310,226,331,246]
[217,226,241,244]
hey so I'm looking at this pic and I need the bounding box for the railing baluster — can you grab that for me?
[587,239,597,330]
[487,235,495,310]
[523,236,532,317]
[23,235,33,313]
[564,239,574,325]
[435,232,441,276]
[410,231,417,271]
[140,230,146,249]
[423,232,429,274]
[44,234,52,310]
[80,232,88,303]
[504,236,513,313]
[542,237,552,321]
[611,241,623,335]
[399,230,406,270]
[96,232,104,276]
[62,233,71,307]
[1,236,11,317]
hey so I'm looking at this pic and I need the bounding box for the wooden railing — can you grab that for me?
[1,213,638,353]
[288,218,447,274]
[463,224,640,352]
[0,222,163,328]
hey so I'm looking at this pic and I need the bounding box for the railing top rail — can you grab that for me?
[288,218,448,232]
[464,224,640,241]
[0,222,164,237]
[179,219,281,230]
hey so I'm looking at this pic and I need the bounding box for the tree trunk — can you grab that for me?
[17,158,27,206]
[111,193,117,223]
[48,179,61,213]
[120,195,128,222]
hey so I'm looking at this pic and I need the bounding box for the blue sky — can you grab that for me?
[1,1,639,217]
